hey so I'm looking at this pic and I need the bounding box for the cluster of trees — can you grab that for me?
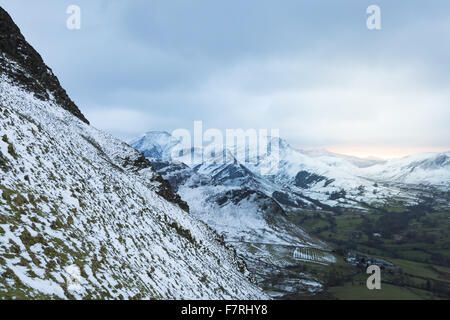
[324,266,347,287]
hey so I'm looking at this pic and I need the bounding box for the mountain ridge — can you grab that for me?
[132,130,450,217]
[0,6,89,124]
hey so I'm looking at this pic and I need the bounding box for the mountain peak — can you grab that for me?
[0,6,89,124]
[144,130,172,137]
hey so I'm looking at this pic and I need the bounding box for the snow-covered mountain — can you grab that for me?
[133,131,450,215]
[129,131,181,161]
[0,6,267,299]
[362,152,450,187]
[131,130,450,252]
[133,134,338,296]
[130,130,450,297]
[297,148,386,168]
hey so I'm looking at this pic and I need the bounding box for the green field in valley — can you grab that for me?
[288,197,450,300]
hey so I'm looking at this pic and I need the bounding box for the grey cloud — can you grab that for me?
[2,0,450,152]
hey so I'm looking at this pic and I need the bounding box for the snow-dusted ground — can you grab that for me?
[0,73,268,299]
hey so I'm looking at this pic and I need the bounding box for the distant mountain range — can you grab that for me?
[131,130,450,242]
[130,131,450,295]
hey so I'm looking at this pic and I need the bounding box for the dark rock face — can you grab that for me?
[215,188,285,215]
[272,191,306,208]
[294,170,333,189]
[122,153,190,213]
[211,164,256,185]
[149,159,196,192]
[0,6,89,124]
[151,172,190,213]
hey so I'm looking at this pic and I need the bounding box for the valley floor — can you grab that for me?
[281,196,450,300]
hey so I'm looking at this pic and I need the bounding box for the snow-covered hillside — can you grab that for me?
[362,152,450,187]
[0,6,267,300]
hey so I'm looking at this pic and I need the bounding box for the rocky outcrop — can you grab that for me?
[123,153,190,213]
[0,6,89,124]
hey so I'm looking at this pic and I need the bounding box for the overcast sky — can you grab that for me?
[2,0,450,158]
